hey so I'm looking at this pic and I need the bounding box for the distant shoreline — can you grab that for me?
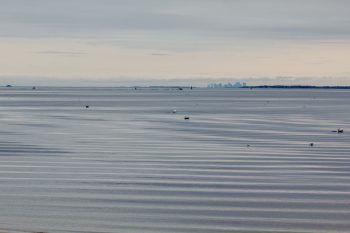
[2,85,350,89]
[241,85,350,89]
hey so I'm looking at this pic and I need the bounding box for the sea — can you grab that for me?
[0,87,349,233]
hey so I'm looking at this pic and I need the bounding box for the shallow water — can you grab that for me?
[0,87,349,233]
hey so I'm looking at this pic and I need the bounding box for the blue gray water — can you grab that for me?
[0,87,349,233]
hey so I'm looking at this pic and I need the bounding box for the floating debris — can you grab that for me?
[172,109,177,114]
[32,86,36,90]
[184,116,190,120]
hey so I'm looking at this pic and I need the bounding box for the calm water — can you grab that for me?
[0,87,349,233]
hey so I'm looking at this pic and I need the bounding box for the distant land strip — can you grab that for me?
[241,85,350,89]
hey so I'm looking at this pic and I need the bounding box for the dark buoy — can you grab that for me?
[309,143,314,147]
[184,116,190,120]
[85,105,90,109]
[172,109,177,114]
[332,128,344,133]
[32,86,36,90]
[246,144,250,148]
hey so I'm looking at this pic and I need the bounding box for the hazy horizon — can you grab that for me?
[1,75,350,87]
[1,0,350,85]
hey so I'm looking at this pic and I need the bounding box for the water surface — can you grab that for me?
[0,87,349,233]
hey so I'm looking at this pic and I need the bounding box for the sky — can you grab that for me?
[0,0,350,86]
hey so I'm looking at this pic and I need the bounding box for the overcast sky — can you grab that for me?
[0,0,349,85]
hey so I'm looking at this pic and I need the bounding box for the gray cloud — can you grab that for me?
[38,50,86,56]
[150,53,170,56]
[0,0,349,42]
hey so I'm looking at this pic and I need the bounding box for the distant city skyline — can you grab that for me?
[1,0,350,85]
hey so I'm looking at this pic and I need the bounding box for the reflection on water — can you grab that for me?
[0,87,349,233]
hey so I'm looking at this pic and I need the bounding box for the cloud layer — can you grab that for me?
[0,0,349,85]
[1,0,349,40]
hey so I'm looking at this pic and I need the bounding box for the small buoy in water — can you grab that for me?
[172,109,177,114]
[32,86,36,90]
[184,116,190,120]
[309,143,314,147]
[246,144,250,148]
[85,105,90,109]
[338,128,344,133]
